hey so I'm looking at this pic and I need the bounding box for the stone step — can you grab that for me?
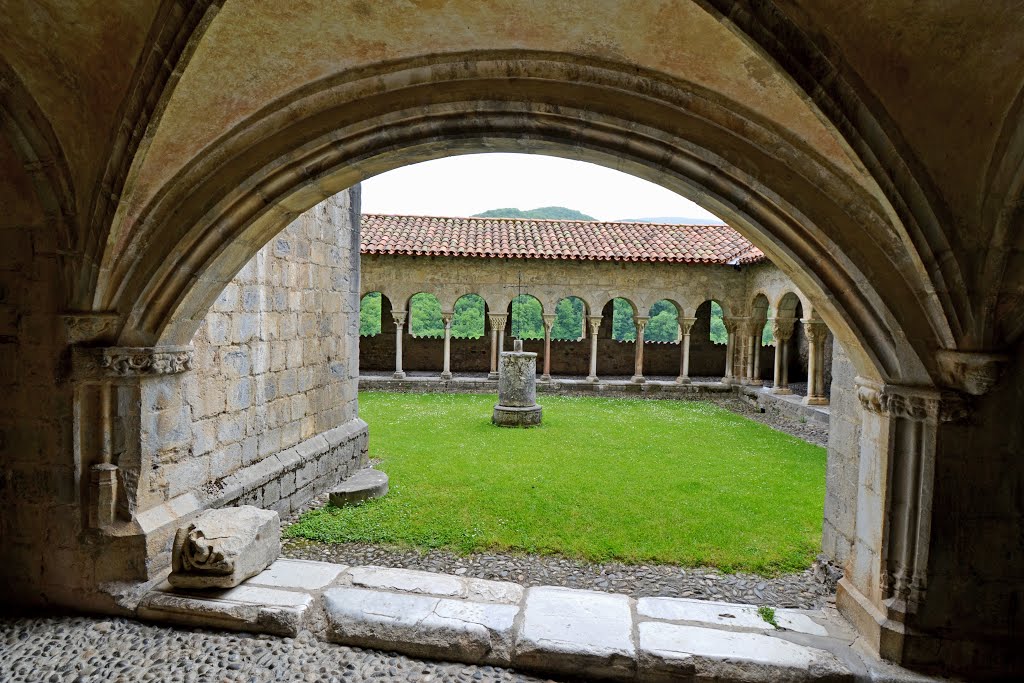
[137,561,942,683]
[329,468,389,507]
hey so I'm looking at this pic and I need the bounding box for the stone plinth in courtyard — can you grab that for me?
[493,340,543,427]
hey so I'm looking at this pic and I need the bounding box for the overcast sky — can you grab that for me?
[360,153,723,222]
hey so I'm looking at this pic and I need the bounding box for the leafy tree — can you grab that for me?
[645,300,678,342]
[359,292,381,336]
[452,294,485,339]
[552,297,585,340]
[472,206,596,221]
[762,318,774,346]
[510,295,544,339]
[410,293,443,337]
[709,301,727,344]
[612,298,636,341]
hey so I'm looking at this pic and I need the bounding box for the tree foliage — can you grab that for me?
[452,294,485,339]
[510,295,544,339]
[612,298,636,341]
[410,293,444,337]
[710,301,727,344]
[359,292,382,336]
[552,297,585,340]
[472,206,596,221]
[645,300,678,342]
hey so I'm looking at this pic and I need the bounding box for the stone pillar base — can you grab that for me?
[771,387,793,395]
[541,374,551,382]
[440,372,452,380]
[675,376,690,384]
[803,396,830,406]
[836,578,906,664]
[393,371,406,379]
[631,375,646,384]
[487,372,499,380]
[587,375,599,383]
[492,404,543,427]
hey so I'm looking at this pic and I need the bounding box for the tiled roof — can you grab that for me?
[360,214,765,264]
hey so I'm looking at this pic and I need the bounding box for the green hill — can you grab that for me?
[472,206,596,221]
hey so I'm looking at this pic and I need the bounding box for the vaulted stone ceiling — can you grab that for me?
[1,0,1021,380]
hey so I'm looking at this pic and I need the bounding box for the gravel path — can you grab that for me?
[0,616,563,683]
[283,391,833,611]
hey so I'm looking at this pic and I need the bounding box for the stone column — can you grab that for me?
[541,313,556,381]
[676,317,696,383]
[440,311,453,380]
[487,313,506,380]
[751,324,763,385]
[837,380,965,663]
[586,315,602,383]
[744,323,756,384]
[723,317,736,383]
[631,316,649,383]
[803,319,829,405]
[391,310,407,379]
[770,318,794,394]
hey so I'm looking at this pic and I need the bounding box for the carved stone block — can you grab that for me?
[168,505,280,589]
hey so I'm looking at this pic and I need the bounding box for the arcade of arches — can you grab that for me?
[1,2,1022,678]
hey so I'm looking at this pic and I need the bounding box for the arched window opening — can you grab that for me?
[552,296,586,340]
[646,299,679,343]
[762,316,774,346]
[751,293,770,347]
[409,292,443,337]
[611,297,637,341]
[359,292,383,336]
[509,294,544,339]
[709,301,727,344]
[452,294,486,339]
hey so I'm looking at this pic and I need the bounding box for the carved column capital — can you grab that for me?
[802,318,828,343]
[679,317,697,335]
[935,349,1009,396]
[542,314,557,330]
[633,315,649,333]
[770,317,795,342]
[441,311,454,327]
[587,315,603,334]
[488,313,507,331]
[73,345,194,380]
[854,378,968,423]
[391,310,407,326]
[723,316,746,335]
[62,312,120,344]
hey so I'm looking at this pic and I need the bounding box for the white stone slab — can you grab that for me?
[464,577,524,604]
[638,622,849,682]
[138,585,311,636]
[324,587,518,666]
[249,559,346,590]
[515,587,635,679]
[637,596,829,636]
[347,566,465,597]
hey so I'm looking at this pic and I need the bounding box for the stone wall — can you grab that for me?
[822,338,860,569]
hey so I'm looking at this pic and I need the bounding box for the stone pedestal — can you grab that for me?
[493,340,542,427]
[168,506,280,589]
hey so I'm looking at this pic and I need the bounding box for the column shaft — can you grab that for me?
[632,317,648,383]
[440,313,453,380]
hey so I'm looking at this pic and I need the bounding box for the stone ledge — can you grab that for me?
[138,583,312,636]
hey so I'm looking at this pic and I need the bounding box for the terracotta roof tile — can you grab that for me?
[360,214,765,264]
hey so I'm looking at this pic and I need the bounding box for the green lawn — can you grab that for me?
[286,392,827,574]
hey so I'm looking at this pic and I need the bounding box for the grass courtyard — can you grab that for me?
[287,392,827,574]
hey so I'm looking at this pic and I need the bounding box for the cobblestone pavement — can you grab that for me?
[0,615,563,683]
[283,390,832,610]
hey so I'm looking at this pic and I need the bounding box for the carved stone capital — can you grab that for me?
[73,345,194,380]
[391,310,407,326]
[488,313,507,331]
[587,315,603,334]
[802,319,828,344]
[770,317,795,342]
[679,317,697,336]
[854,378,967,423]
[441,311,454,326]
[935,349,1009,396]
[723,316,746,335]
[62,312,120,344]
[634,315,649,333]
[542,314,557,330]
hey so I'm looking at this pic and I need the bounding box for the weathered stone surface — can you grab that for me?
[493,343,544,427]
[249,559,345,591]
[515,587,635,679]
[324,587,519,666]
[637,622,851,682]
[168,506,280,589]
[138,583,312,636]
[492,403,543,427]
[637,596,829,636]
[346,566,523,604]
[328,468,388,507]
